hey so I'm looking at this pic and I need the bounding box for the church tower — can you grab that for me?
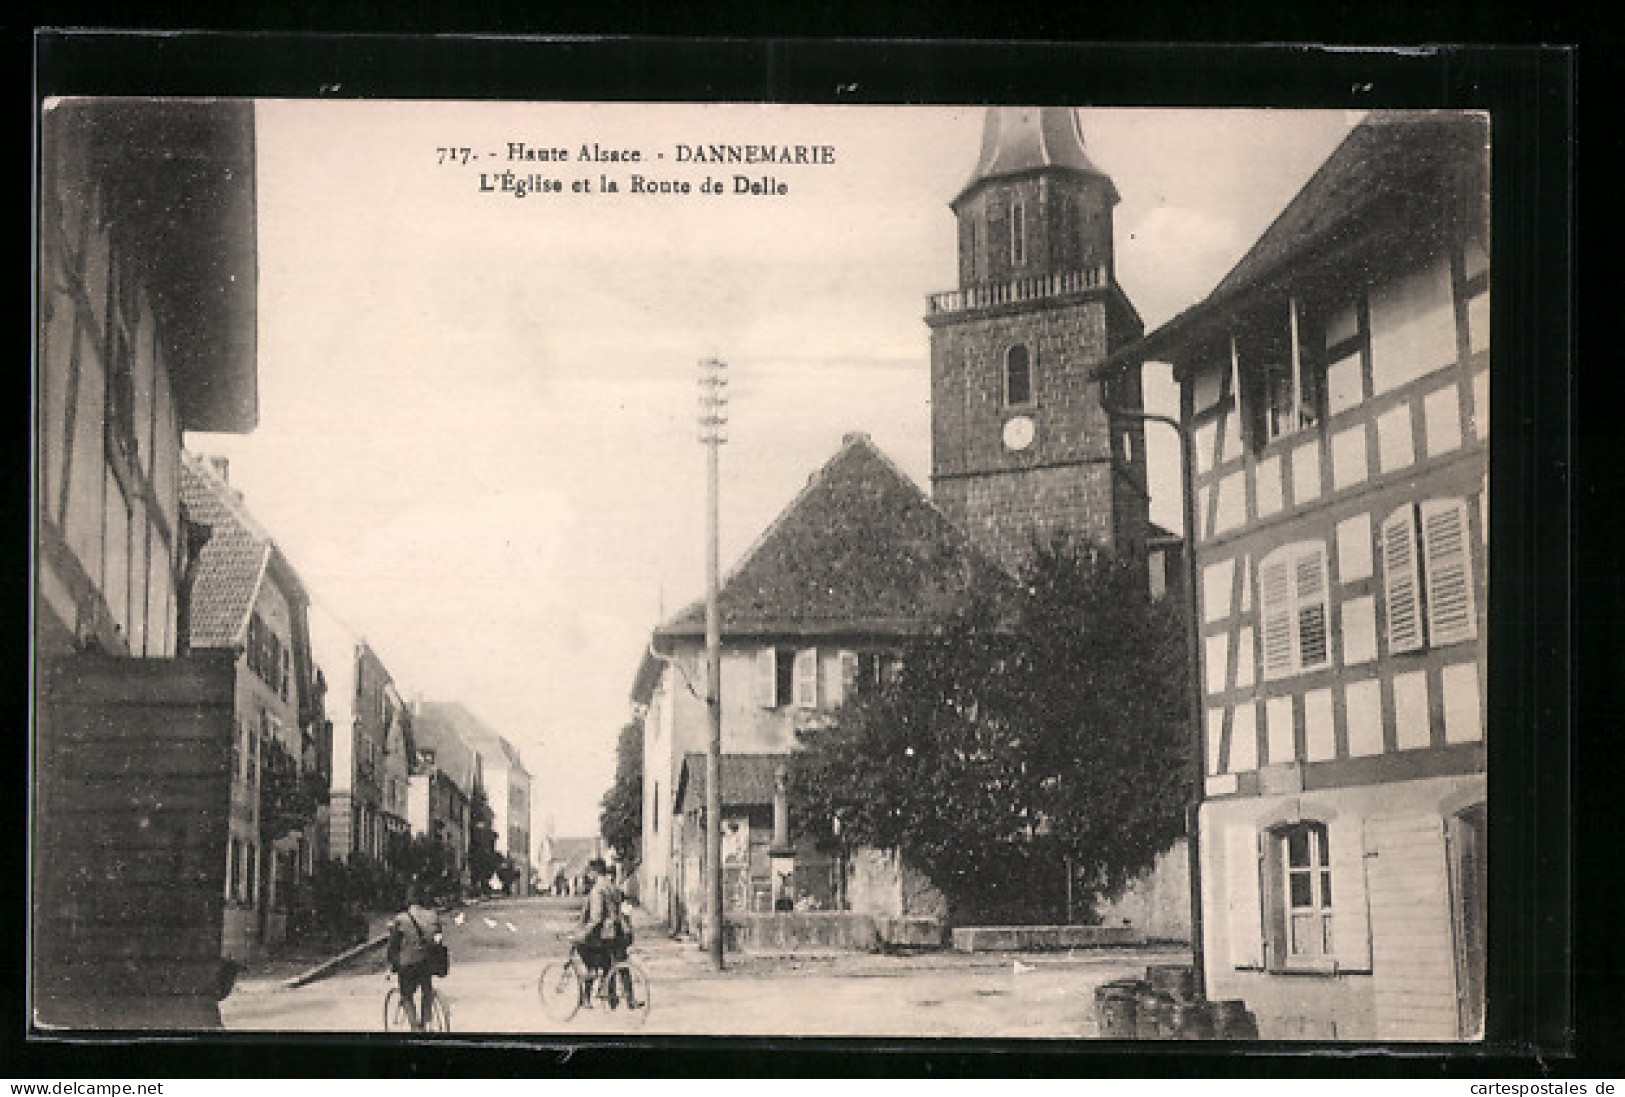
[928,107,1151,573]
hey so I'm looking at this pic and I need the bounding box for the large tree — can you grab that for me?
[789,539,1191,925]
[599,719,643,864]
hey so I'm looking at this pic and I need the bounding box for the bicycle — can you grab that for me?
[383,975,452,1033]
[537,938,650,1025]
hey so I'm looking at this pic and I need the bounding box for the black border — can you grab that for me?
[19,33,1580,1079]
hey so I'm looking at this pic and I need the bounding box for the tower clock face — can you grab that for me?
[1002,415,1036,452]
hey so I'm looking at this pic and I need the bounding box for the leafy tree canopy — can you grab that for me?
[599,719,643,864]
[789,539,1191,925]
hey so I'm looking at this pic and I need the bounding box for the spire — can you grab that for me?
[955,107,1118,207]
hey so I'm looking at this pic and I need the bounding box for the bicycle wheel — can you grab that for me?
[383,988,412,1033]
[537,961,583,1022]
[423,992,451,1033]
[610,963,651,1026]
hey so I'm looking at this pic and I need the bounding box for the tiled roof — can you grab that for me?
[1208,110,1488,302]
[654,433,1003,641]
[415,701,529,780]
[180,452,274,649]
[409,705,481,796]
[675,752,785,814]
[1094,110,1488,380]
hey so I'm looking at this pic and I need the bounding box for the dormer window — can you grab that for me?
[1004,344,1034,408]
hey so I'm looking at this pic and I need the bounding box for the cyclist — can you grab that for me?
[386,881,444,1031]
[573,858,635,1008]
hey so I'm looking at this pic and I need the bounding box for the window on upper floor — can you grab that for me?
[1259,541,1331,680]
[755,647,797,708]
[1005,344,1034,408]
[1241,299,1323,449]
[1381,498,1478,655]
[1010,202,1026,266]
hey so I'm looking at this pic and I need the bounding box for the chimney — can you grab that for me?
[208,455,230,482]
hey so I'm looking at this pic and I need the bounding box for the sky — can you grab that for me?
[188,101,1361,842]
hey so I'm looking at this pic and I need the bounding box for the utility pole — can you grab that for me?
[697,356,728,971]
[1106,403,1205,1000]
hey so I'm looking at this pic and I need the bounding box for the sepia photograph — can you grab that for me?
[31,47,1513,1051]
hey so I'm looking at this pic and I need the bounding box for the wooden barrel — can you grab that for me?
[1146,964,1199,1002]
[1134,990,1174,1039]
[1169,998,1214,1039]
[1210,1000,1260,1039]
[1096,987,1139,1038]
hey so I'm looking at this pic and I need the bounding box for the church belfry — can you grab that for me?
[928,107,1150,573]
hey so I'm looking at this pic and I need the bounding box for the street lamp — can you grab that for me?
[1105,402,1206,1000]
[697,357,728,971]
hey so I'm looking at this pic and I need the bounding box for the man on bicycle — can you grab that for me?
[573,858,635,1007]
[386,881,444,1031]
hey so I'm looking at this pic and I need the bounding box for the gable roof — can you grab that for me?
[180,450,306,649]
[409,703,481,797]
[674,752,784,814]
[415,701,530,781]
[654,433,1003,642]
[1094,110,1489,379]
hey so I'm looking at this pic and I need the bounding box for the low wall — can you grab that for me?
[952,924,1140,952]
[724,912,878,951]
[874,916,947,948]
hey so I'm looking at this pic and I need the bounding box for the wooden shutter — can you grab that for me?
[755,648,777,708]
[1259,553,1294,678]
[1294,545,1331,670]
[836,651,858,706]
[1381,507,1425,654]
[1420,499,1477,647]
[1224,824,1266,969]
[1326,813,1373,972]
[794,648,819,708]
[1365,813,1459,1040]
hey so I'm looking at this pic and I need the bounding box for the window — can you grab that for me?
[1243,298,1322,446]
[793,648,819,708]
[1004,345,1033,407]
[1259,542,1331,679]
[1010,202,1026,266]
[1381,499,1477,654]
[755,647,796,708]
[1278,823,1334,961]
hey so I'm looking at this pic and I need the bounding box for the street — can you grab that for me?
[221,896,1190,1038]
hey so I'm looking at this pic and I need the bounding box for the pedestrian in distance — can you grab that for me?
[386,880,446,1032]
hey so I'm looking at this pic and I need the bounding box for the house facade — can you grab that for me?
[406,702,480,892]
[1108,111,1489,1039]
[180,453,327,960]
[633,433,1000,933]
[309,609,415,873]
[33,98,259,1027]
[419,701,534,895]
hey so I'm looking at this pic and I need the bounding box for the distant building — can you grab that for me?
[34,98,259,1027]
[418,702,533,896]
[540,835,606,896]
[308,609,415,873]
[407,701,482,889]
[632,432,1001,933]
[180,452,327,960]
[1107,110,1489,1039]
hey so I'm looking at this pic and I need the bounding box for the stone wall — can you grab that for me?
[1091,838,1192,944]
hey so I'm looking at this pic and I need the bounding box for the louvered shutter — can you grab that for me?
[1420,499,1477,647]
[1294,545,1331,670]
[755,648,778,708]
[1381,508,1425,654]
[1326,813,1373,971]
[794,648,819,708]
[1224,824,1266,969]
[1259,553,1294,678]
